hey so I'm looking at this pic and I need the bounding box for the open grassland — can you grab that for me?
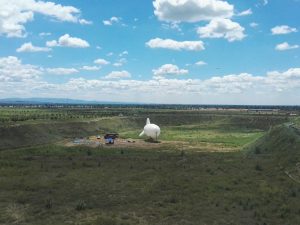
[0,107,300,224]
[120,121,264,150]
[0,132,300,225]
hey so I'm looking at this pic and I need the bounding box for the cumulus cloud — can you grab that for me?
[271,25,298,35]
[80,66,101,71]
[161,22,182,32]
[0,0,88,37]
[103,16,120,25]
[153,64,188,76]
[39,68,300,103]
[275,42,299,51]
[16,42,51,53]
[237,8,252,16]
[113,58,127,67]
[250,22,258,28]
[119,51,128,57]
[267,68,300,79]
[79,19,92,25]
[1,58,300,104]
[94,58,110,65]
[46,34,89,48]
[0,56,42,81]
[146,38,205,51]
[153,0,234,22]
[195,61,207,66]
[46,67,79,75]
[197,18,246,42]
[104,70,131,79]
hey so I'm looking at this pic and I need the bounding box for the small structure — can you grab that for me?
[104,133,118,144]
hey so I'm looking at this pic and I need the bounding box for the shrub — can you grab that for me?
[255,164,263,171]
[75,200,86,211]
[255,147,261,154]
[87,149,92,156]
[45,198,52,209]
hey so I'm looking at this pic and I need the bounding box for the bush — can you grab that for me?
[255,164,263,171]
[255,147,261,154]
[45,198,52,209]
[87,149,92,156]
[75,200,86,211]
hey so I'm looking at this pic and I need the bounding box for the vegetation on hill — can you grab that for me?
[247,124,300,170]
[0,108,289,150]
[0,108,299,224]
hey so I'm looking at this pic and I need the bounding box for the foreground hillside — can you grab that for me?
[0,124,300,224]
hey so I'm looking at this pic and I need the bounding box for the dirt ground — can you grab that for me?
[62,135,182,150]
[60,135,239,152]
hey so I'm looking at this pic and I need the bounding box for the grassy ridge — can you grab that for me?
[247,124,300,169]
[0,141,300,225]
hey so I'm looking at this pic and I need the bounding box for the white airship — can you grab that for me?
[139,118,161,140]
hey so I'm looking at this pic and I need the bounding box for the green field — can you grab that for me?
[0,107,299,225]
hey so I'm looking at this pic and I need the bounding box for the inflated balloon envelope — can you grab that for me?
[139,118,161,140]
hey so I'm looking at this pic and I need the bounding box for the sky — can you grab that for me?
[0,0,300,105]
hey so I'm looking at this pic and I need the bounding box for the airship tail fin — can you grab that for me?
[139,130,145,137]
[146,118,150,125]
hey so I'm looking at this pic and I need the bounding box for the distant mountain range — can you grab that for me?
[0,98,129,105]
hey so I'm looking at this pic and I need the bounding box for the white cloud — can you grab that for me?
[267,68,300,79]
[146,38,205,51]
[46,34,89,48]
[250,22,258,28]
[275,42,299,51]
[79,19,92,25]
[43,68,300,103]
[94,58,110,65]
[153,0,234,22]
[195,61,207,66]
[39,32,51,37]
[161,22,182,32]
[46,67,78,75]
[271,25,298,35]
[237,8,252,16]
[2,59,300,104]
[197,18,246,42]
[153,64,188,76]
[103,16,120,26]
[104,70,131,79]
[46,40,58,47]
[0,56,42,81]
[113,63,122,67]
[0,0,88,37]
[119,51,128,57]
[16,42,51,53]
[81,66,101,71]
[113,58,127,67]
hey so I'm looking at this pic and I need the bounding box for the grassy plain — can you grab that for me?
[0,107,299,225]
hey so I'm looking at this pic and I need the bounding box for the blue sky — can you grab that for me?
[0,0,300,104]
